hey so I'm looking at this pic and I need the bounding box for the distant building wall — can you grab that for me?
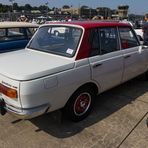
[96,7,112,19]
[61,7,97,18]
[61,8,80,15]
[118,5,129,19]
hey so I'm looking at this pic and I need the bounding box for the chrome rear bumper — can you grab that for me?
[0,99,50,119]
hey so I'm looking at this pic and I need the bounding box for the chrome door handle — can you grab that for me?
[92,63,103,68]
[124,55,131,59]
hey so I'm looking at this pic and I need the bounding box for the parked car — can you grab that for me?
[0,22,38,53]
[135,22,148,45]
[0,21,148,121]
[135,28,143,40]
[121,20,144,41]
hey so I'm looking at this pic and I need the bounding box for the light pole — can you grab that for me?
[71,5,73,19]
[45,2,49,13]
[45,2,49,18]
[9,0,15,13]
[89,7,92,19]
[78,3,81,18]
[9,0,15,21]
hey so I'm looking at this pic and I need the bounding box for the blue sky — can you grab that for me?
[0,0,147,14]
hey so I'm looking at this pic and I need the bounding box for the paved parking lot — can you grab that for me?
[0,79,148,148]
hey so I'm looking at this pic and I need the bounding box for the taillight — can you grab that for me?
[0,84,17,99]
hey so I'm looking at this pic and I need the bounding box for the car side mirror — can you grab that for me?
[140,40,144,45]
[137,35,144,45]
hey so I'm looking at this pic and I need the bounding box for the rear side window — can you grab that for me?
[7,28,26,40]
[89,27,119,57]
[89,28,100,56]
[100,27,119,54]
[119,27,139,49]
[0,28,27,41]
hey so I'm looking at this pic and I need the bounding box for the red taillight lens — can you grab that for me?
[0,84,17,99]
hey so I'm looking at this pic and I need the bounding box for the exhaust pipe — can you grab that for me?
[0,100,7,115]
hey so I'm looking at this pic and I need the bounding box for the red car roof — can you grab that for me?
[46,21,131,29]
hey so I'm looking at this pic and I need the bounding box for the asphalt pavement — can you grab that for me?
[0,79,148,148]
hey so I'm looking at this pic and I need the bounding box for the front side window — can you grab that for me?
[119,27,139,49]
[28,26,82,57]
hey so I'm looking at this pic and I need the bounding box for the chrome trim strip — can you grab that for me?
[4,102,50,119]
[5,102,49,110]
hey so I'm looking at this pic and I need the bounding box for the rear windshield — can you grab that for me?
[28,26,82,57]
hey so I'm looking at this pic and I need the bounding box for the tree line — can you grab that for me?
[0,3,51,13]
[0,3,92,13]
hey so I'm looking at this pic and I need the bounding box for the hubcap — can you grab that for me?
[74,92,91,116]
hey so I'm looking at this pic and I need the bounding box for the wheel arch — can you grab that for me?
[76,82,99,94]
[62,82,99,121]
[64,82,99,108]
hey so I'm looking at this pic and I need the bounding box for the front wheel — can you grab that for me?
[63,87,95,122]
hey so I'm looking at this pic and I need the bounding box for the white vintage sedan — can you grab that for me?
[0,21,148,121]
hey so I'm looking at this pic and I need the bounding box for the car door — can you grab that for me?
[89,27,124,93]
[119,27,147,82]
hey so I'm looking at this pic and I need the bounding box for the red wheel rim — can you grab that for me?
[74,93,91,116]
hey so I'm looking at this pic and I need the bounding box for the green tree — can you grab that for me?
[81,5,89,9]
[24,4,32,11]
[13,3,19,10]
[62,5,70,9]
[39,5,49,13]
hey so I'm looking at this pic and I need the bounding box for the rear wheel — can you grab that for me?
[63,87,95,122]
[139,71,148,80]
[144,71,148,80]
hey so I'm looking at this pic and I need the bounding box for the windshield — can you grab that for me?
[28,26,82,57]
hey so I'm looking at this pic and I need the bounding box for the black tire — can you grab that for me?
[144,71,148,80]
[139,71,148,81]
[63,87,95,122]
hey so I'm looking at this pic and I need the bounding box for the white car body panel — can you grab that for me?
[0,49,75,81]
[122,46,148,82]
[89,50,124,92]
[20,59,91,111]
